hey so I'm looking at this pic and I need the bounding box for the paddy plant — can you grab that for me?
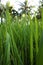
[0,9,43,65]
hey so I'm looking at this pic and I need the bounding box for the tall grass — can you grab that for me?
[0,9,43,65]
[34,16,39,55]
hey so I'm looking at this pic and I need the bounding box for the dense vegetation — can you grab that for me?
[0,0,43,65]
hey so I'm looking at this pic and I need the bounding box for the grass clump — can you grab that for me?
[0,9,43,65]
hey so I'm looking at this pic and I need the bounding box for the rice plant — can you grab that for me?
[0,8,43,65]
